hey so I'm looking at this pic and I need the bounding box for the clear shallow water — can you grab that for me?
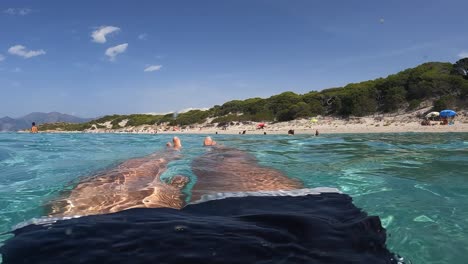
[0,132,467,263]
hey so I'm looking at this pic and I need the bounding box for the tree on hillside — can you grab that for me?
[266,92,302,117]
[173,110,210,126]
[242,98,267,115]
[433,95,456,111]
[40,61,468,132]
[302,91,325,115]
[382,86,407,112]
[290,102,312,119]
[454,58,468,79]
[217,100,244,116]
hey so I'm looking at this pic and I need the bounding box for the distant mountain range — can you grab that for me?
[0,112,94,131]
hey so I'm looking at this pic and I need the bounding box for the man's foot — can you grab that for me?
[203,136,217,146]
[173,137,182,149]
[168,175,190,189]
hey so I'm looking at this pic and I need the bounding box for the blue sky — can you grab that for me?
[1,0,467,118]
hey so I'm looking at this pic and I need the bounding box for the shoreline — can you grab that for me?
[31,121,468,135]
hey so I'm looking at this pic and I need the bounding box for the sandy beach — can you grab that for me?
[149,118,468,135]
[38,111,468,135]
[33,107,467,135]
[183,118,468,135]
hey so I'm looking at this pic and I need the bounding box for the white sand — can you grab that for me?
[74,117,468,135]
[41,109,468,135]
[164,119,468,135]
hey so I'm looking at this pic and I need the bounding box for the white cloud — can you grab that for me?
[8,45,46,58]
[458,51,468,58]
[18,8,32,15]
[4,8,15,15]
[105,43,128,61]
[0,54,5,61]
[91,26,120,43]
[144,65,162,72]
[4,8,32,16]
[138,33,148,40]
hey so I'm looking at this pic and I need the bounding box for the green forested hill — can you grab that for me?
[40,59,468,131]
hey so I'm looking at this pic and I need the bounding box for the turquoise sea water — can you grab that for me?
[0,132,467,263]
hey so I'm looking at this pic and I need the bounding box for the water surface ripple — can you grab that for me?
[0,132,467,263]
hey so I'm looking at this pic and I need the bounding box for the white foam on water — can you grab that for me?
[191,187,341,204]
[352,187,392,197]
[413,215,436,223]
[414,184,443,197]
[380,215,394,228]
[11,215,83,231]
[1,156,25,166]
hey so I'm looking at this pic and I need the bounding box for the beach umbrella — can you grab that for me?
[425,112,439,118]
[310,118,318,123]
[439,110,457,118]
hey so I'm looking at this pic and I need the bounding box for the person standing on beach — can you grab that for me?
[315,129,319,136]
[31,122,38,133]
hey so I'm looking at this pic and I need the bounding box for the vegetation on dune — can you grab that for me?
[454,58,468,80]
[211,61,467,120]
[39,59,468,131]
[123,114,162,127]
[39,122,92,131]
[170,110,211,126]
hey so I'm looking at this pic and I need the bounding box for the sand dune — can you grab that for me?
[40,109,468,135]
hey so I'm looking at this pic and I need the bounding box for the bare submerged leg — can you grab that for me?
[190,137,303,202]
[49,137,189,217]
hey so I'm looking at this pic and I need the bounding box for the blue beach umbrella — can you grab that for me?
[439,110,456,118]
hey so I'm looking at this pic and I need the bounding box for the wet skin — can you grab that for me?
[49,138,302,216]
[190,145,303,202]
[48,150,189,217]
